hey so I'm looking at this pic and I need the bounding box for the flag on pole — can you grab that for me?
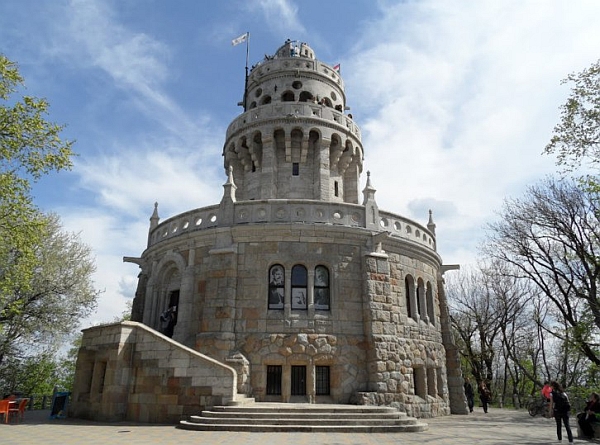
[333,63,341,73]
[232,32,249,46]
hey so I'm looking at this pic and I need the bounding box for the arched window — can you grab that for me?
[268,264,285,309]
[405,276,414,318]
[299,91,313,102]
[281,91,295,102]
[426,281,435,325]
[291,265,307,310]
[314,265,330,310]
[261,96,271,105]
[319,97,332,107]
[417,278,425,319]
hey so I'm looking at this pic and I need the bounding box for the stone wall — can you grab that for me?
[359,250,451,418]
[69,321,237,423]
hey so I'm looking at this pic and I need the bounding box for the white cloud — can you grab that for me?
[34,1,231,327]
[250,0,305,36]
[344,0,600,266]
[76,141,224,217]
[8,0,599,326]
[57,209,148,326]
[45,0,207,138]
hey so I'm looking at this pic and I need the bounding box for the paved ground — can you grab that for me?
[0,407,593,445]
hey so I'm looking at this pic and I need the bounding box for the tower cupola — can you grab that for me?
[222,40,363,203]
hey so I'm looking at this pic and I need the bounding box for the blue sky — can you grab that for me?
[2,0,600,327]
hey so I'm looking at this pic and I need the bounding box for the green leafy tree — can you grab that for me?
[0,54,74,301]
[0,213,99,365]
[544,59,600,172]
[0,55,98,370]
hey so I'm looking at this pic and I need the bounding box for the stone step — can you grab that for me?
[178,422,428,433]
[200,411,405,419]
[212,404,401,413]
[188,416,419,426]
[225,395,256,406]
[177,403,428,433]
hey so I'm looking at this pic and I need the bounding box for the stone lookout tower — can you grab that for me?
[70,40,466,423]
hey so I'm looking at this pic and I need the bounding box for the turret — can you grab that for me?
[222,40,363,203]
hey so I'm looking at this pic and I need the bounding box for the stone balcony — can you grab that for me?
[148,200,436,252]
[225,102,361,142]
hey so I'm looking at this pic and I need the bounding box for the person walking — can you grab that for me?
[549,381,573,444]
[464,378,475,413]
[478,381,491,414]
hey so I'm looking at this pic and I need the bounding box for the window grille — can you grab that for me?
[316,366,330,395]
[266,365,282,395]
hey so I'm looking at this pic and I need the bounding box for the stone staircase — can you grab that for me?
[178,401,428,433]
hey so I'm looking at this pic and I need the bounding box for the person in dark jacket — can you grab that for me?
[464,378,474,413]
[478,381,491,414]
[578,392,600,439]
[550,381,573,444]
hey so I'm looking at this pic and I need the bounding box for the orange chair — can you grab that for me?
[9,398,29,422]
[0,399,10,423]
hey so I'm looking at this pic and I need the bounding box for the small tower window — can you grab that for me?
[299,91,313,102]
[282,91,295,102]
[334,181,339,197]
[292,163,299,176]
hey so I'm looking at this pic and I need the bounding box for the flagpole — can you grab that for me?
[243,32,250,112]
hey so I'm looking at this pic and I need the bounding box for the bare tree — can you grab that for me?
[481,263,538,404]
[446,267,502,385]
[483,177,600,365]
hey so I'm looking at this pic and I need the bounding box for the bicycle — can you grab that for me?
[528,397,550,417]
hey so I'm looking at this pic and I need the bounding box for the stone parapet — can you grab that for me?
[226,102,360,141]
[148,200,436,252]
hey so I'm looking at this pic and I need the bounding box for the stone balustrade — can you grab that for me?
[225,102,360,141]
[148,201,435,251]
[249,57,344,88]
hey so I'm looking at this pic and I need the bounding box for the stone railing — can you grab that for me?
[249,58,344,89]
[148,200,436,251]
[225,102,360,141]
[378,209,436,251]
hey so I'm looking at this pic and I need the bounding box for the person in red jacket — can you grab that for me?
[542,381,552,417]
[542,381,552,400]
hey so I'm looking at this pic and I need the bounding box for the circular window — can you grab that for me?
[255,88,262,97]
[292,81,302,89]
[330,91,337,100]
